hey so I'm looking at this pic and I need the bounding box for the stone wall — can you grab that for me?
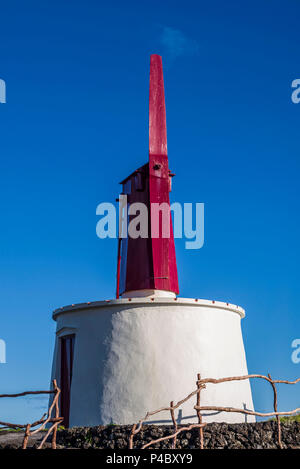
[57,421,300,449]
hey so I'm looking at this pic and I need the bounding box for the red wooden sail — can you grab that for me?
[117,55,179,297]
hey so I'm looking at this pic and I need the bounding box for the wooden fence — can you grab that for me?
[1,374,299,449]
[0,379,63,449]
[129,373,300,449]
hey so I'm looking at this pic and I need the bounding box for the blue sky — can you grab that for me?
[0,0,299,423]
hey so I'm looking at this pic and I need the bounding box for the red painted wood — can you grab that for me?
[149,55,179,294]
[117,55,179,296]
[124,164,154,292]
[149,55,168,157]
[60,334,75,428]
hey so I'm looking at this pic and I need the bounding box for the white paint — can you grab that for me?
[50,298,255,426]
[122,289,176,298]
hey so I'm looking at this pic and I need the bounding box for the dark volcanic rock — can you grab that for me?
[1,422,299,449]
[54,421,300,449]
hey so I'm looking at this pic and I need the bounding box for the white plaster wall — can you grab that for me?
[51,298,255,426]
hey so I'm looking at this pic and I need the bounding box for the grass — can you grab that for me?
[271,414,300,423]
[0,428,23,433]
[279,414,300,423]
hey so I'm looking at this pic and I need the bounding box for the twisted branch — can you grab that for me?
[0,379,62,449]
[129,372,300,449]
[141,423,207,449]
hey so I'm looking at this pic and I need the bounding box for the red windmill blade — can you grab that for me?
[149,54,168,157]
[116,54,179,298]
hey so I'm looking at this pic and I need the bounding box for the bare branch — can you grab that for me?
[141,423,207,449]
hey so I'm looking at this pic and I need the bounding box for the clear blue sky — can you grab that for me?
[0,0,299,424]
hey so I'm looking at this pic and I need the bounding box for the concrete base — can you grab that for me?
[50,298,255,426]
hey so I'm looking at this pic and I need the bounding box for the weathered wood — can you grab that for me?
[0,379,62,449]
[129,372,300,449]
[196,373,205,450]
[22,424,31,449]
[170,401,177,449]
[268,373,282,449]
[141,423,207,449]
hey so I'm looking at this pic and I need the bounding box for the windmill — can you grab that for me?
[50,55,254,427]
